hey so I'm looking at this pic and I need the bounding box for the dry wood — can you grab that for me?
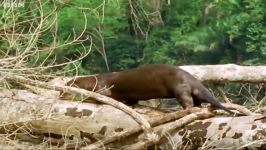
[125,109,214,149]
[0,108,212,150]
[1,64,266,149]
[221,103,254,116]
[0,72,156,141]
[0,89,265,149]
[217,86,232,103]
[0,120,91,149]
[179,64,266,83]
[84,107,201,150]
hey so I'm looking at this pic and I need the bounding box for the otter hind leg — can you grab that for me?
[174,84,194,109]
[177,93,194,109]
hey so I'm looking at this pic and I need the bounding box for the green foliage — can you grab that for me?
[63,61,88,76]
[1,0,266,72]
[140,0,266,66]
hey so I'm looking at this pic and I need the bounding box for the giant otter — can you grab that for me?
[62,64,234,114]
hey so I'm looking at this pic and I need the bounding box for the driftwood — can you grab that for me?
[0,89,265,149]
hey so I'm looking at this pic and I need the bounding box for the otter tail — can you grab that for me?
[195,89,246,116]
[202,91,236,114]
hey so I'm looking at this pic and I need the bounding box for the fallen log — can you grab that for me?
[0,73,157,141]
[179,64,266,83]
[0,89,265,149]
[154,114,266,150]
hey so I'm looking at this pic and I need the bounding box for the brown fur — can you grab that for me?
[63,64,235,114]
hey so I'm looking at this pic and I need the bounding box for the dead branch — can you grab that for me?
[217,85,232,103]
[221,103,254,116]
[0,1,93,82]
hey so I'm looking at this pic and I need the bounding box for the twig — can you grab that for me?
[221,103,254,116]
[217,85,231,103]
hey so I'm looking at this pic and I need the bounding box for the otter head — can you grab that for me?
[59,76,98,100]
